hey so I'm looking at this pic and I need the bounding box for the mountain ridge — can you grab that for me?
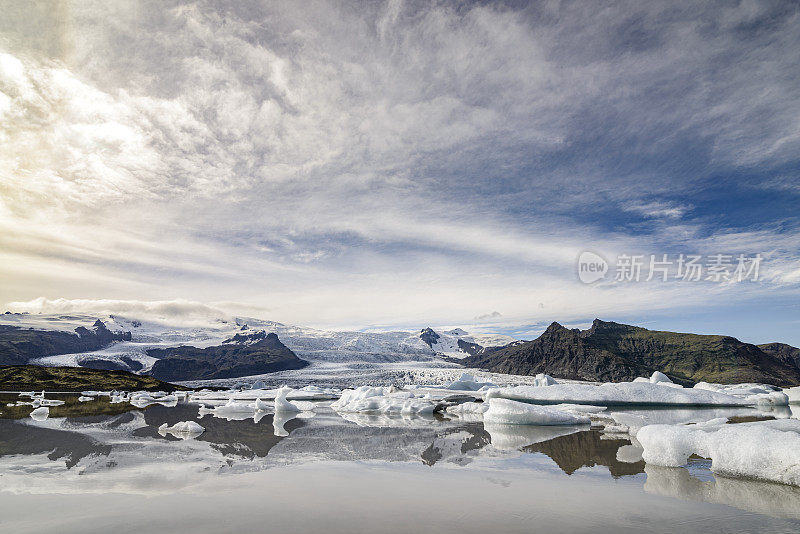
[463,319,800,386]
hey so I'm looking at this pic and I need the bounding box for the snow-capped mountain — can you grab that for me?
[0,313,516,376]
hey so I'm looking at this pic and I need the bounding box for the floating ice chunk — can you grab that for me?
[786,386,800,404]
[39,399,65,407]
[444,373,497,391]
[483,398,591,426]
[486,381,786,407]
[274,386,301,413]
[250,380,267,390]
[650,371,671,384]
[29,406,49,421]
[637,419,800,487]
[78,396,94,402]
[331,386,435,415]
[533,373,558,387]
[445,401,489,415]
[210,398,256,418]
[253,398,271,411]
[158,420,205,439]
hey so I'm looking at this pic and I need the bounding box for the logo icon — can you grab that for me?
[577,251,608,284]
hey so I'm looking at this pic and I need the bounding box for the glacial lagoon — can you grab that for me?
[1,393,799,534]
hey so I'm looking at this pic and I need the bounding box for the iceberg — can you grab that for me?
[637,419,800,487]
[486,381,788,407]
[483,398,591,426]
[445,401,488,415]
[443,373,497,391]
[274,386,301,413]
[331,386,435,415]
[533,373,558,387]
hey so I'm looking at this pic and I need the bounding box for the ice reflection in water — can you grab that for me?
[0,393,799,531]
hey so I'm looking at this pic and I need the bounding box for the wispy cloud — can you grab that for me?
[1,1,799,331]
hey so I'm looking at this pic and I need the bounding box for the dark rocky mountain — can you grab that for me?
[758,343,800,371]
[147,331,308,381]
[419,327,440,348]
[0,320,132,365]
[463,319,800,386]
[456,338,483,357]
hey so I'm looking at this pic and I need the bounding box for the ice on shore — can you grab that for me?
[485,381,788,407]
[331,386,435,415]
[637,419,800,487]
[29,406,49,421]
[158,421,205,440]
[483,398,591,426]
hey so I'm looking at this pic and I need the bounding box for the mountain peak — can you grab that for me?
[543,321,566,334]
[419,327,440,348]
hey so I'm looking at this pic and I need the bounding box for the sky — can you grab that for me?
[1,0,799,344]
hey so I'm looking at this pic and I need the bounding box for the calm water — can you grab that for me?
[1,393,799,534]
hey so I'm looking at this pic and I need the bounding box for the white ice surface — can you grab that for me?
[483,398,591,426]
[330,386,435,415]
[486,381,788,407]
[637,419,800,487]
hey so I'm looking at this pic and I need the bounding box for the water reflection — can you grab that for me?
[523,430,646,477]
[645,465,800,520]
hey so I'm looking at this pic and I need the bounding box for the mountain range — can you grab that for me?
[1,312,799,386]
[463,319,800,386]
[146,331,308,381]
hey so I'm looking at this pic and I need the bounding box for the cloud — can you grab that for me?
[1,1,799,331]
[6,297,231,327]
[623,201,689,220]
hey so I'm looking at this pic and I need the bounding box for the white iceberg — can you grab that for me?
[533,373,558,387]
[486,381,787,407]
[78,396,95,402]
[445,401,489,415]
[253,398,271,411]
[274,386,301,413]
[443,373,497,391]
[331,386,435,415]
[483,398,591,426]
[637,419,800,487]
[785,386,800,403]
